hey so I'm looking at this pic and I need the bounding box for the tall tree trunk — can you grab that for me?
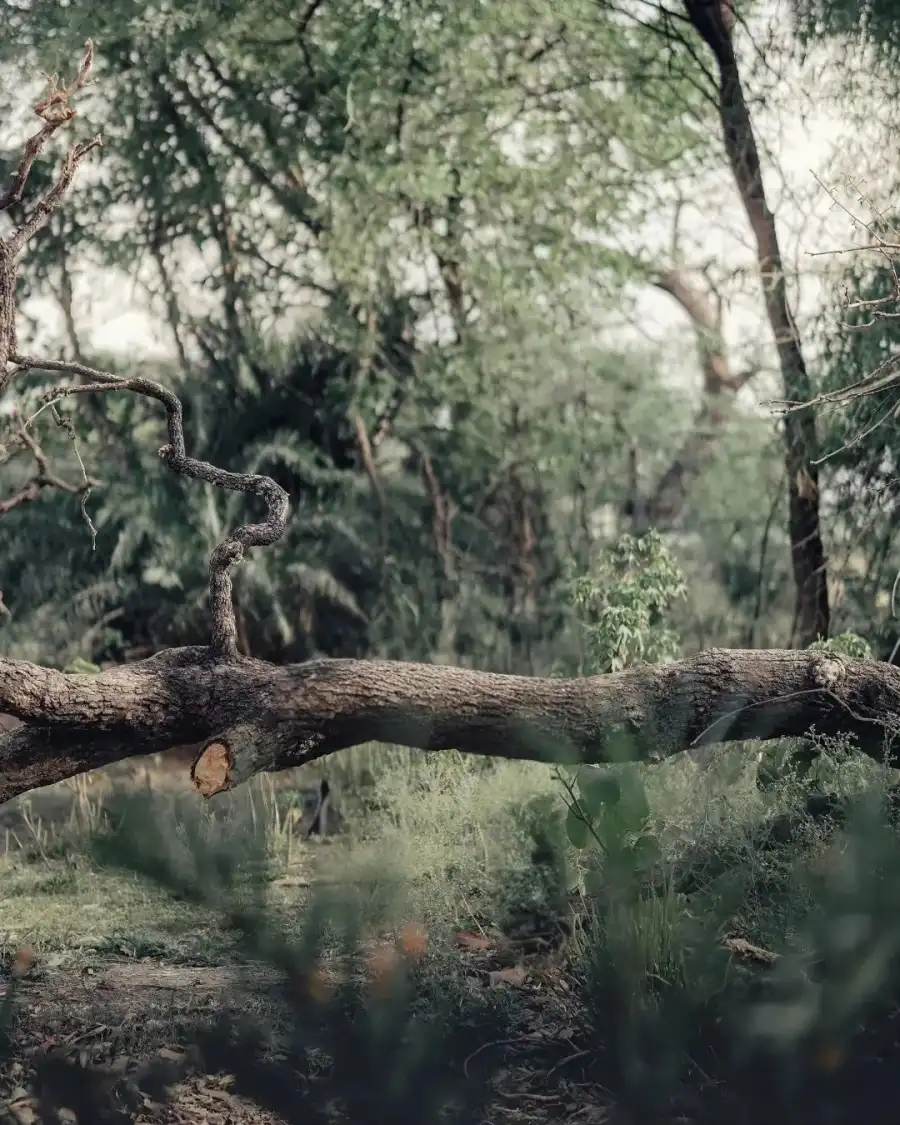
[684,0,829,645]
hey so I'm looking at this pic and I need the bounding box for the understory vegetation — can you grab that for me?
[2,541,900,1123]
[7,0,900,1121]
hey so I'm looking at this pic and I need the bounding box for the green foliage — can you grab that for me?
[561,533,680,913]
[792,0,900,59]
[756,730,863,795]
[565,761,661,880]
[318,750,570,937]
[567,531,687,675]
[756,634,873,791]
[807,631,875,660]
[10,3,900,1117]
[795,210,900,660]
[756,740,823,791]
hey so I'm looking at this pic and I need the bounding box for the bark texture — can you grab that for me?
[684,0,829,645]
[0,646,897,805]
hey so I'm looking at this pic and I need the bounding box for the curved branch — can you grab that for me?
[10,356,290,655]
[0,647,897,805]
[0,41,288,657]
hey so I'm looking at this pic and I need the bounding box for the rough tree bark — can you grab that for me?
[683,0,830,646]
[1,646,899,806]
[0,41,885,814]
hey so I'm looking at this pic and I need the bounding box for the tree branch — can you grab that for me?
[639,267,748,526]
[0,647,897,805]
[9,355,290,655]
[0,47,289,650]
[0,421,96,513]
[0,42,100,393]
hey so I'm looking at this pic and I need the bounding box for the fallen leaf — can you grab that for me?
[366,943,400,996]
[399,923,428,959]
[12,946,35,976]
[488,965,527,988]
[454,932,492,952]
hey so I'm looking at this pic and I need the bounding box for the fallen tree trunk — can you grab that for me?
[0,645,897,805]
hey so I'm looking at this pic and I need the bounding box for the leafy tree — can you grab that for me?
[680,0,829,645]
[791,0,900,56]
[1,37,893,813]
[0,0,726,670]
[793,213,900,656]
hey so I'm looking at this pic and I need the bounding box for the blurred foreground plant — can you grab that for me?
[1,791,498,1124]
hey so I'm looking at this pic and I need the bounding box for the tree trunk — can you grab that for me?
[0,645,897,805]
[684,0,829,645]
[643,268,751,525]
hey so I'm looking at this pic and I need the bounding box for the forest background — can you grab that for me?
[2,1,900,1121]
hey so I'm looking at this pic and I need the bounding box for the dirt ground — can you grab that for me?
[0,960,292,1124]
[4,753,900,1123]
[7,938,900,1125]
[0,753,595,1124]
[0,930,609,1125]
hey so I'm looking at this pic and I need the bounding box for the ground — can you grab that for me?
[0,752,608,1124]
[2,746,900,1123]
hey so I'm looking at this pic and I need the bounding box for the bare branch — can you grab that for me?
[653,268,740,394]
[7,135,102,258]
[0,646,897,805]
[0,422,96,514]
[0,123,60,214]
[10,354,290,655]
[0,42,101,393]
[787,174,900,419]
[0,40,94,214]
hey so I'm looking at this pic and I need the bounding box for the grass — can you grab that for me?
[3,739,900,1122]
[0,740,860,969]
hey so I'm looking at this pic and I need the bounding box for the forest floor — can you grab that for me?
[0,754,609,1125]
[1,750,900,1124]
